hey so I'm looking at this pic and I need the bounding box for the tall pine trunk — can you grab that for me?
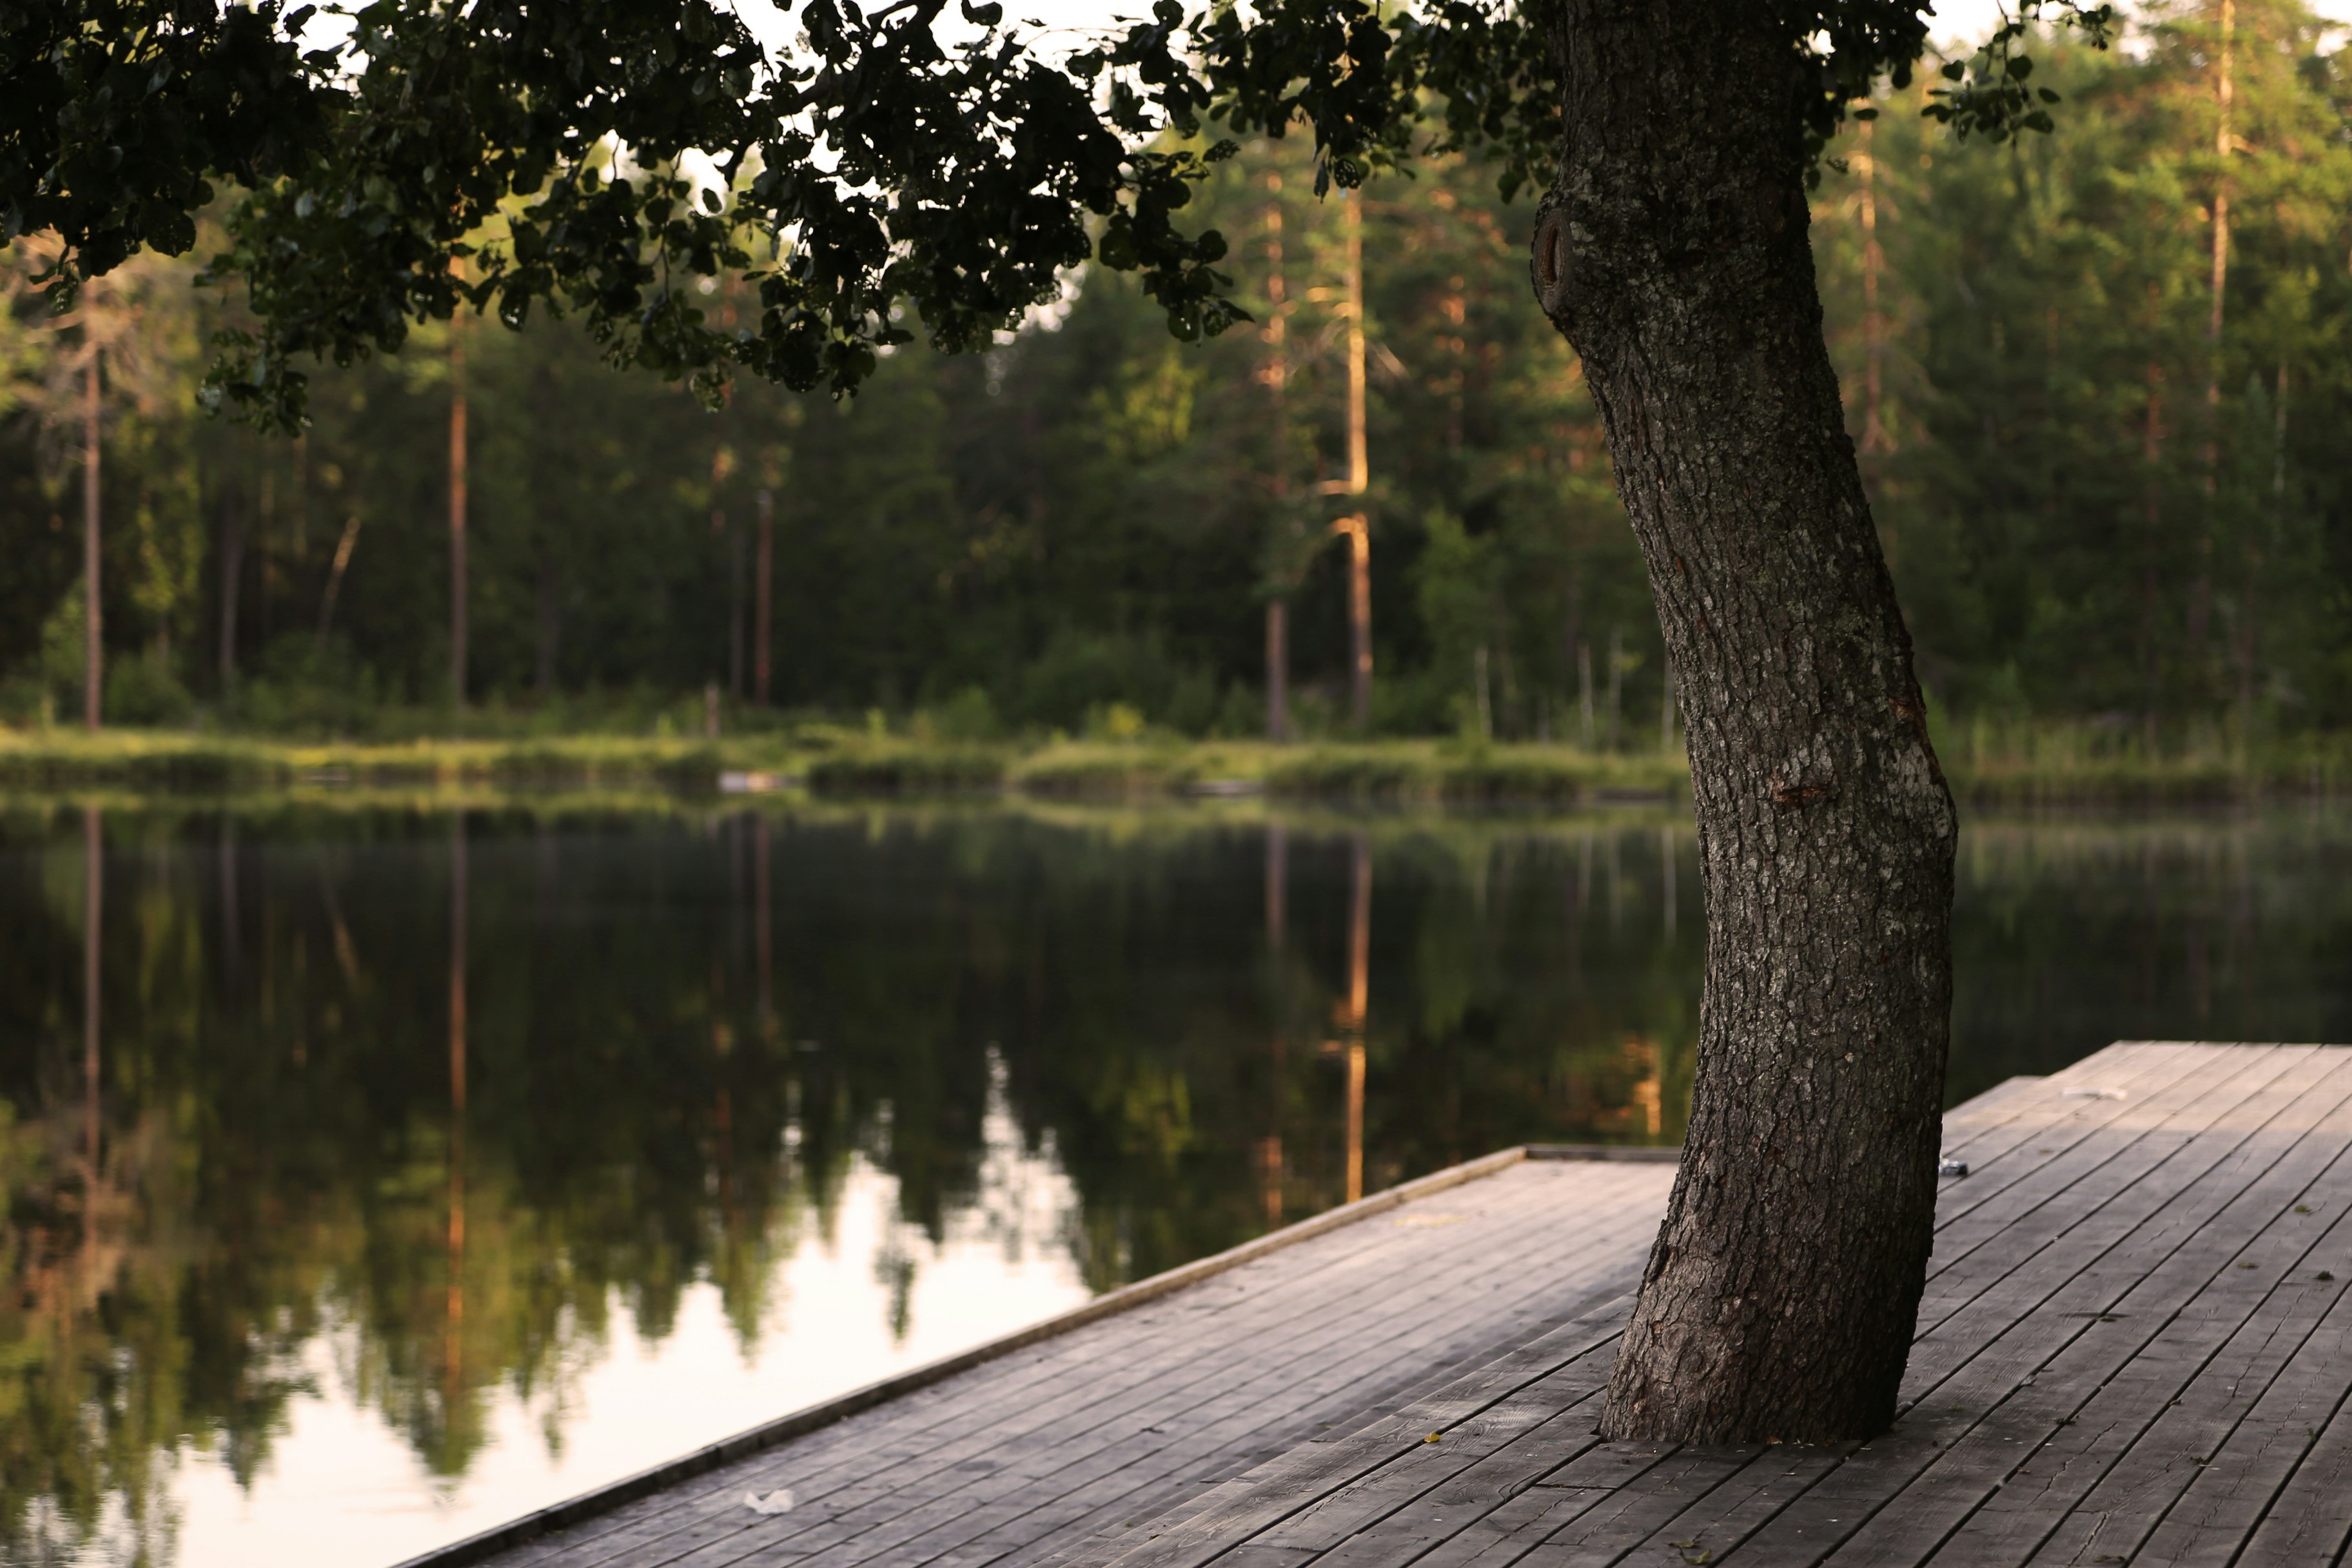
[449,309,469,713]
[1538,0,1957,1444]
[1263,170,1293,744]
[218,485,244,694]
[83,352,103,731]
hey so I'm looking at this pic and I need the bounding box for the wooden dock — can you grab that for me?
[424,1044,2352,1568]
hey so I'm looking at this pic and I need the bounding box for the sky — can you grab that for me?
[1927,0,2352,48]
[961,0,2352,55]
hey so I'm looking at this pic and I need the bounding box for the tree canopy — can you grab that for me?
[6,7,2351,756]
[6,0,2111,430]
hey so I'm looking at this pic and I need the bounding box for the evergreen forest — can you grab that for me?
[3,1,2349,762]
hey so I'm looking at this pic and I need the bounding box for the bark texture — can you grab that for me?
[1537,0,1958,1443]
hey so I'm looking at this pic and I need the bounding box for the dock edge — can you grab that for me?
[389,1141,1680,1568]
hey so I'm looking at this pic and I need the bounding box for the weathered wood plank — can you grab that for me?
[476,1048,2352,1568]
[1237,1355,1631,1558]
[912,1335,1637,1568]
[1400,1442,1687,1568]
[505,1161,1627,1561]
[488,1177,1579,1568]
[1560,1048,2349,1568]
[2018,1168,2352,1567]
[812,1248,1656,1568]
[723,1181,1666,1568]
[1934,1045,2213,1170]
[1101,1302,1641,1568]
[527,1168,1672,1568]
[1775,1053,2352,1567]
[1903,1048,2352,1398]
[1618,1445,1851,1568]
[2230,1355,2352,1568]
[923,1219,1669,1568]
[1917,1048,2320,1331]
[1525,1447,1763,1566]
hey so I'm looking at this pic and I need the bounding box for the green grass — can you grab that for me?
[0,727,1694,805]
[18,716,2352,807]
[0,729,778,792]
[802,745,1011,793]
[1260,742,1683,804]
[1936,718,2352,805]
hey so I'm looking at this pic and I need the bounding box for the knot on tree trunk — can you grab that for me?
[1530,204,1572,320]
[1769,770,1839,812]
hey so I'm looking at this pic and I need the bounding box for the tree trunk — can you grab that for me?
[219,484,244,695]
[1263,170,1293,747]
[449,319,470,714]
[1266,598,1289,741]
[83,353,103,731]
[754,487,774,706]
[2193,0,2232,686]
[1333,190,1373,732]
[2141,343,2165,752]
[1538,0,1957,1444]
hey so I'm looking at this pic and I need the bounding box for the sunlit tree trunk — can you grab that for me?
[755,488,774,706]
[1540,0,1957,1443]
[1858,117,1890,466]
[1263,172,1293,743]
[1337,191,1372,732]
[83,352,102,731]
[2244,358,2286,729]
[2192,0,2234,669]
[2142,333,2166,750]
[449,313,470,712]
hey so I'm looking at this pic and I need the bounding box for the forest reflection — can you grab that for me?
[0,803,1700,1563]
[10,801,2349,1565]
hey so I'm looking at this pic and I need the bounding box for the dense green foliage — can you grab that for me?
[3,1,2349,753]
[1819,2,2352,738]
[2,138,1650,743]
[5,0,2095,429]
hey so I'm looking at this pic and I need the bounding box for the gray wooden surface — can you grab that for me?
[1103,1044,2352,1568]
[467,1043,2352,1568]
[469,1152,1680,1568]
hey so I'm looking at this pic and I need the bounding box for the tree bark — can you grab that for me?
[754,487,774,706]
[83,352,103,731]
[219,484,244,695]
[449,318,469,714]
[1538,0,1957,1444]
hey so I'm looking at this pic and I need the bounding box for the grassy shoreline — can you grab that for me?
[0,729,1685,803]
[5,725,2349,806]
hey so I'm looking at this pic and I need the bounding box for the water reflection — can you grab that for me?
[10,802,2342,1565]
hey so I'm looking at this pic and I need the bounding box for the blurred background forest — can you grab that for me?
[3,0,2350,762]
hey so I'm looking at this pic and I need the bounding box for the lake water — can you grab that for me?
[6,799,2351,1567]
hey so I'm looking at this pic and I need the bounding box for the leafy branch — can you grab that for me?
[1924,1,2118,142]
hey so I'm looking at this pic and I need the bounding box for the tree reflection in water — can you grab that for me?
[22,802,2325,1562]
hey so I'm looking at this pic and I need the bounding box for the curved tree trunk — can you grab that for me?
[1536,0,1958,1444]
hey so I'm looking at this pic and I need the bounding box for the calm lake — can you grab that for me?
[6,799,2350,1567]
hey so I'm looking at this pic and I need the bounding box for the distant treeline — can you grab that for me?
[2,0,2347,751]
